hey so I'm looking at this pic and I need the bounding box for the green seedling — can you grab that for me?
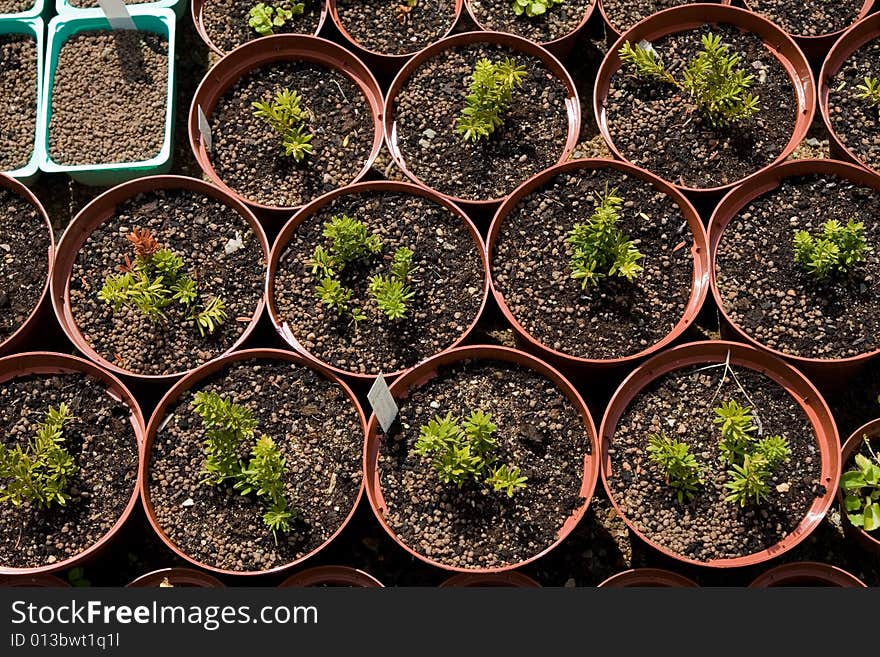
[856,75,880,118]
[647,433,703,503]
[793,219,868,279]
[456,57,527,142]
[249,2,304,36]
[511,0,565,18]
[840,438,880,532]
[252,88,314,162]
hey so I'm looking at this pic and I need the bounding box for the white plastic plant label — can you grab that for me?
[368,373,398,434]
[98,0,137,31]
[197,105,213,152]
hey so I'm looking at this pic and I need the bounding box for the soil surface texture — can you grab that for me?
[0,33,37,171]
[335,0,458,56]
[828,36,880,172]
[467,0,593,43]
[201,0,324,54]
[601,0,707,34]
[0,0,33,12]
[745,0,865,37]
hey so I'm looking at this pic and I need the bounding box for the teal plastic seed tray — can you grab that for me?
[37,7,177,186]
[55,0,185,20]
[0,17,44,184]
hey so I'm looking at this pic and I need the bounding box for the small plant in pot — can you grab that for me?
[329,0,462,60]
[711,161,880,374]
[51,177,269,379]
[267,181,488,379]
[600,341,839,567]
[0,175,52,356]
[488,159,708,368]
[189,35,383,213]
[464,0,596,52]
[594,4,814,195]
[364,345,600,571]
[142,349,365,575]
[838,415,880,552]
[598,1,729,39]
[193,0,327,55]
[0,352,143,574]
[385,32,580,206]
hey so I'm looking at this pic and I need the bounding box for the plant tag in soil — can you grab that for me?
[98,0,137,31]
[197,105,213,152]
[368,373,398,434]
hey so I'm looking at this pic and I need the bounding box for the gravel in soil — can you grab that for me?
[608,363,824,562]
[392,42,570,201]
[605,23,797,189]
[335,0,458,56]
[600,0,708,34]
[147,359,363,572]
[69,0,157,5]
[67,189,265,376]
[378,359,591,569]
[467,0,593,43]
[492,167,694,360]
[828,37,880,172]
[201,0,324,54]
[745,0,864,37]
[0,187,48,345]
[273,189,485,375]
[715,174,880,360]
[0,34,37,172]
[209,61,375,208]
[48,30,168,166]
[0,0,33,12]
[0,373,139,569]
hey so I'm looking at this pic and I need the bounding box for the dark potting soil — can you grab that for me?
[829,37,880,172]
[605,23,797,189]
[608,363,824,562]
[0,0,33,12]
[0,373,139,569]
[745,0,864,37]
[492,168,694,360]
[48,30,168,166]
[69,0,154,6]
[378,359,590,569]
[392,42,570,201]
[601,1,719,34]
[0,188,48,345]
[147,359,363,572]
[335,0,457,56]
[715,174,880,360]
[467,0,593,43]
[209,61,374,208]
[273,190,485,375]
[68,189,265,376]
[0,34,37,172]
[201,0,324,54]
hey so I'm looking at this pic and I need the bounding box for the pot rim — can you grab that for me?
[126,567,226,587]
[0,351,145,576]
[187,33,385,215]
[384,30,582,208]
[49,174,270,383]
[277,565,384,587]
[597,567,700,587]
[265,179,491,382]
[596,0,733,40]
[741,0,874,43]
[708,158,880,369]
[462,0,597,52]
[486,157,710,367]
[139,347,367,577]
[747,560,867,587]
[438,571,542,587]
[363,344,600,573]
[593,3,816,196]
[599,340,840,568]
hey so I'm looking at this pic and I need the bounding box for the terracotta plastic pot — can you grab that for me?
[0,351,145,576]
[439,571,541,587]
[593,4,815,199]
[708,159,880,387]
[364,344,601,573]
[0,173,54,357]
[487,158,709,371]
[50,175,270,384]
[0,574,70,587]
[140,348,367,577]
[837,418,880,555]
[597,1,732,44]
[385,30,581,211]
[742,0,874,63]
[597,568,699,587]
[748,561,867,587]
[328,0,464,77]
[600,340,841,568]
[463,0,596,59]
[278,565,383,587]
[127,568,226,587]
[819,13,880,174]
[266,180,490,383]
[188,34,384,217]
[191,0,330,57]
